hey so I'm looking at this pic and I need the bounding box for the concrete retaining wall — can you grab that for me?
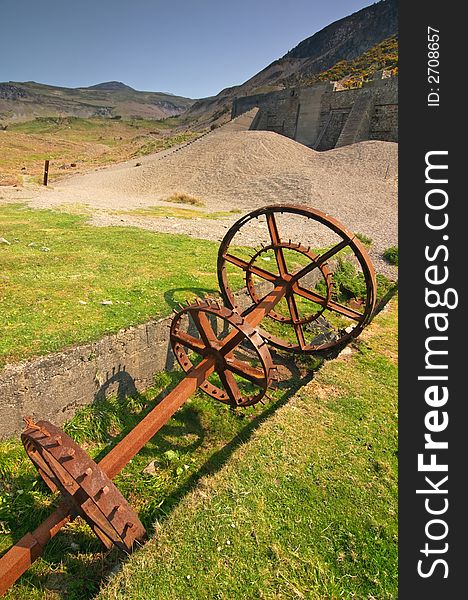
[0,315,175,439]
[0,288,260,439]
[231,76,398,150]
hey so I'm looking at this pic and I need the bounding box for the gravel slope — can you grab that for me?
[7,128,398,278]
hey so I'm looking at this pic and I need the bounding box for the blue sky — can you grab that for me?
[1,0,375,99]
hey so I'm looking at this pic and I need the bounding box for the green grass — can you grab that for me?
[355,232,373,247]
[0,205,394,368]
[0,299,397,599]
[120,206,242,220]
[0,205,245,367]
[0,116,201,186]
[133,132,198,157]
[0,353,318,599]
[9,116,185,137]
[96,299,398,600]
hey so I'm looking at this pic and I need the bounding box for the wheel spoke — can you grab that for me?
[218,328,246,357]
[294,286,364,321]
[266,212,288,277]
[218,369,243,405]
[286,293,306,350]
[291,238,351,282]
[226,358,265,386]
[191,309,218,348]
[171,331,207,355]
[223,253,278,283]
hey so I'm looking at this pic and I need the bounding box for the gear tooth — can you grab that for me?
[23,416,39,431]
[95,485,110,501]
[59,448,75,462]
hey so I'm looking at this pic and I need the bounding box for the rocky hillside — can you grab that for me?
[186,0,397,125]
[0,80,194,123]
[293,34,398,88]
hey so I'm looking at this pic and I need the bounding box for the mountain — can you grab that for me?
[0,81,194,123]
[187,0,398,125]
[84,81,136,92]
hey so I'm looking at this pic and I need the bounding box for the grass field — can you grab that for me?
[0,298,397,599]
[0,204,397,597]
[97,300,398,600]
[0,204,394,368]
[0,204,244,367]
[0,116,198,186]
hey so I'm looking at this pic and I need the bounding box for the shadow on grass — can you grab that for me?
[138,351,318,529]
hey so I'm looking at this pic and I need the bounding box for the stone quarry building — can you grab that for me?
[231,74,397,150]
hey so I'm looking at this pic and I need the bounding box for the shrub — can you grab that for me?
[165,192,205,207]
[355,232,373,247]
[383,246,398,266]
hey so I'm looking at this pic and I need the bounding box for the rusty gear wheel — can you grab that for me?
[21,420,146,552]
[170,300,275,407]
[246,242,333,325]
[217,204,377,353]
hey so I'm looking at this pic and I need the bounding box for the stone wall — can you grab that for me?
[231,77,398,150]
[0,315,175,439]
[0,290,258,439]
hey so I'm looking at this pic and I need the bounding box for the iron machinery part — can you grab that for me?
[246,242,333,325]
[217,204,377,353]
[170,300,274,407]
[21,420,146,553]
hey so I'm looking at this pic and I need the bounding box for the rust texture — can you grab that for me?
[22,420,146,551]
[0,204,377,595]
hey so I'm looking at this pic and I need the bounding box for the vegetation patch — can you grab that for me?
[286,35,398,88]
[120,206,242,221]
[0,117,201,186]
[0,208,393,368]
[355,232,373,247]
[0,354,317,599]
[164,192,205,207]
[96,299,397,600]
[383,245,399,266]
[132,132,198,157]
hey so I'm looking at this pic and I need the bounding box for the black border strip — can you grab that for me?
[399,2,465,597]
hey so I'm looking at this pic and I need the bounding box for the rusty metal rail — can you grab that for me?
[0,205,376,595]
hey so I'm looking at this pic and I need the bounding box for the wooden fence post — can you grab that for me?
[43,160,50,186]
